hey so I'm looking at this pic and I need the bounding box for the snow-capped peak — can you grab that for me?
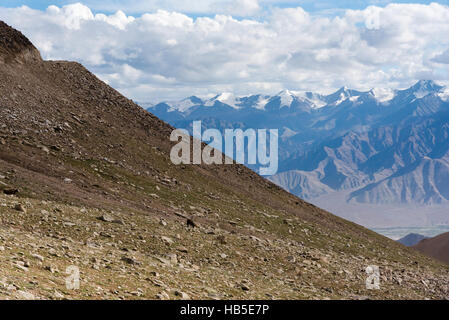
[413,80,441,90]
[409,80,444,99]
[205,92,240,109]
[325,86,355,106]
[169,96,203,112]
[291,91,327,109]
[275,90,296,107]
[148,81,449,116]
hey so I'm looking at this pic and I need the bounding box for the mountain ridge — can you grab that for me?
[398,233,428,247]
[147,80,449,227]
[144,80,446,114]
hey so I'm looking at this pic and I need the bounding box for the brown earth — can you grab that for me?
[1,21,449,300]
[414,232,449,265]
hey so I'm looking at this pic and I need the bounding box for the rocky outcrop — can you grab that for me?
[0,21,42,64]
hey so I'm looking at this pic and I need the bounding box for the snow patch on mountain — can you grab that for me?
[170,96,202,112]
[291,91,327,109]
[254,96,270,110]
[281,127,298,139]
[334,93,348,105]
[410,80,444,99]
[371,88,395,103]
[414,89,432,99]
[205,92,240,109]
[438,87,449,101]
[306,93,327,109]
[277,90,295,107]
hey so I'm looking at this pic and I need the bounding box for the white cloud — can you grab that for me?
[46,3,94,29]
[77,0,262,16]
[95,10,135,30]
[213,0,261,16]
[1,2,449,102]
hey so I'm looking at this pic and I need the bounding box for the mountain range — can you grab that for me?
[398,233,429,247]
[145,80,449,228]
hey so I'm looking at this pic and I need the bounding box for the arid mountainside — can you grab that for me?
[414,232,449,264]
[1,22,449,300]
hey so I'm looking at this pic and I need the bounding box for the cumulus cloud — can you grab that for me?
[1,2,449,102]
[68,0,262,16]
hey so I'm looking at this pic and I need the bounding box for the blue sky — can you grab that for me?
[3,0,449,15]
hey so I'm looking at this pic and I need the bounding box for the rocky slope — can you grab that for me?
[1,21,449,300]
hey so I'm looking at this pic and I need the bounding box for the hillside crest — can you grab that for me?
[0,21,42,64]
